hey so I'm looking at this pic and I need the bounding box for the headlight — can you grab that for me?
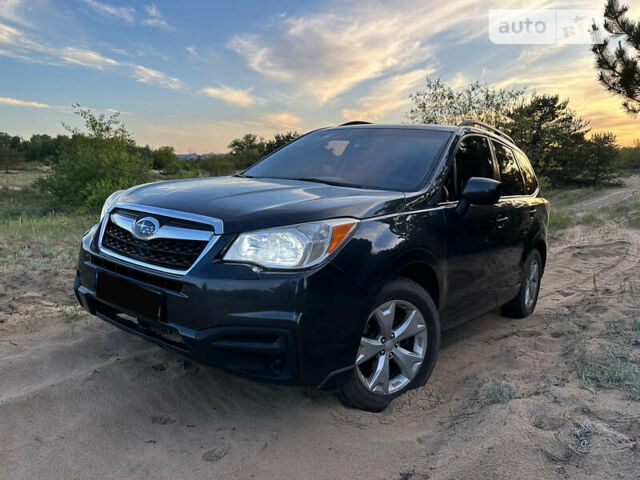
[223,219,358,269]
[100,190,125,221]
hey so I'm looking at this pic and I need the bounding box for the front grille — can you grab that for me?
[102,219,209,271]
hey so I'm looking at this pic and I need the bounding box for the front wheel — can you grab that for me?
[338,277,441,412]
[501,249,543,319]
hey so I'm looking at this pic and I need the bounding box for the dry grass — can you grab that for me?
[574,341,640,401]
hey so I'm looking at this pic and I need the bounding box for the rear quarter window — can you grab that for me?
[515,151,539,195]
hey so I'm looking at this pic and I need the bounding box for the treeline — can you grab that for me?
[0,127,299,177]
[408,78,640,187]
[3,88,640,214]
[0,105,301,212]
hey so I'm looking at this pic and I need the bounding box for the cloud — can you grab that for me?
[0,22,120,69]
[0,96,50,108]
[0,21,187,91]
[200,85,257,107]
[143,3,171,30]
[0,0,28,25]
[492,54,639,146]
[228,0,543,103]
[60,47,119,69]
[132,65,185,89]
[0,21,20,42]
[81,0,135,24]
[342,68,432,122]
[262,112,302,130]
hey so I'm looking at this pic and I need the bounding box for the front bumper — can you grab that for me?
[74,225,374,388]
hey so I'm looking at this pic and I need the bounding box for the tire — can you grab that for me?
[338,277,441,412]
[501,249,543,319]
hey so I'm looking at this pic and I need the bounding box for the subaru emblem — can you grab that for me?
[133,217,160,239]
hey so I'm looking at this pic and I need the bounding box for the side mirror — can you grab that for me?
[456,177,501,216]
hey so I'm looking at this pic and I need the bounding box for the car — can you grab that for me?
[74,120,549,411]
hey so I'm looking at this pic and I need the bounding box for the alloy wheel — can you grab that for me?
[355,300,427,395]
[524,258,540,309]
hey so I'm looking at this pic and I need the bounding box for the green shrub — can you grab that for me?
[36,106,150,213]
[486,379,518,403]
[616,144,640,172]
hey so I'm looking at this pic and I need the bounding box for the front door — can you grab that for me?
[441,135,501,324]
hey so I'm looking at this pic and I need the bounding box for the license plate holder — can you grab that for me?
[96,272,162,320]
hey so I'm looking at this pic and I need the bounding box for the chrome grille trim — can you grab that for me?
[110,212,214,242]
[97,203,223,276]
[112,203,224,233]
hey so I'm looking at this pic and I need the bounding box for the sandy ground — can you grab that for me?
[1,180,639,480]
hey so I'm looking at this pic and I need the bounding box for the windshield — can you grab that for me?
[243,128,451,191]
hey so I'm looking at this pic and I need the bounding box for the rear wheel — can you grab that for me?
[338,277,440,412]
[501,249,542,319]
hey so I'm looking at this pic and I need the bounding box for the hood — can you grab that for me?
[118,176,406,233]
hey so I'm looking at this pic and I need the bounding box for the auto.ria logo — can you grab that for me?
[133,217,160,239]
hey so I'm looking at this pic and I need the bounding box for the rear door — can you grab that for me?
[441,135,501,323]
[490,140,530,304]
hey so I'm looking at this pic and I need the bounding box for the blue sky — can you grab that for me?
[0,0,638,152]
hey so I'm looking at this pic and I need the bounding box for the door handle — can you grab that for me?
[496,216,509,229]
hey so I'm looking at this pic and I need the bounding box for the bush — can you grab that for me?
[486,379,518,403]
[199,154,236,176]
[616,143,640,172]
[37,106,150,213]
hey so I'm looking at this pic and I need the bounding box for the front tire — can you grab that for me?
[501,249,542,319]
[338,277,441,412]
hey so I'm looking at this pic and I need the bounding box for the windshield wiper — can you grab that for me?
[294,177,360,188]
[233,173,253,178]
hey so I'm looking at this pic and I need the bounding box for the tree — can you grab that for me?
[592,0,640,115]
[22,134,59,163]
[407,78,527,126]
[228,133,264,170]
[0,132,22,150]
[616,140,640,170]
[583,132,619,185]
[63,104,134,143]
[226,131,302,171]
[262,131,300,156]
[151,145,179,172]
[498,94,591,185]
[37,105,150,213]
[0,144,23,173]
[407,78,598,186]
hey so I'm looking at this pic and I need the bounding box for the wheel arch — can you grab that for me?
[383,249,444,309]
[534,238,547,271]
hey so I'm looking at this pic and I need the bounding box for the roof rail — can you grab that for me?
[339,121,373,126]
[458,120,514,144]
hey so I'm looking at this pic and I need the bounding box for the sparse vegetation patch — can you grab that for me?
[485,379,518,404]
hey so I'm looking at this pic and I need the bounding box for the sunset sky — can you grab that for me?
[0,0,638,153]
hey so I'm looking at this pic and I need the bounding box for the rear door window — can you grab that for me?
[492,141,524,196]
[515,151,539,194]
[453,135,495,199]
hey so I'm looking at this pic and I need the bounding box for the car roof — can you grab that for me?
[329,123,521,151]
[329,124,457,133]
